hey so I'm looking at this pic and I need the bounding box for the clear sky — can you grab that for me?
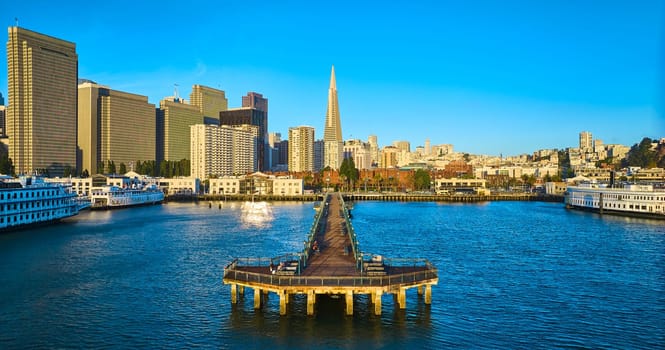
[2,1,664,156]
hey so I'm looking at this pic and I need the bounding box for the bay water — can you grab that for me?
[0,200,663,349]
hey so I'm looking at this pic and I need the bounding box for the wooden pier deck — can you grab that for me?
[223,193,438,316]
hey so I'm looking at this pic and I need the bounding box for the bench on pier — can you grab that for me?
[366,271,386,276]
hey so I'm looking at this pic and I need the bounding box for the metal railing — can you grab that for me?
[224,258,438,287]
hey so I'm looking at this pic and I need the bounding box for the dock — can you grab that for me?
[222,193,438,316]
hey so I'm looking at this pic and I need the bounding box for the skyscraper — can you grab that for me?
[219,107,268,171]
[189,84,228,125]
[288,126,314,172]
[0,92,4,105]
[242,92,268,113]
[158,98,203,162]
[7,27,78,176]
[324,65,343,169]
[78,82,156,174]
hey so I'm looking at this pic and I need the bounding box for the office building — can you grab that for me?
[189,84,227,125]
[314,139,324,171]
[7,26,78,176]
[158,98,203,162]
[323,65,343,169]
[0,92,4,105]
[242,92,268,113]
[288,126,315,172]
[0,105,5,137]
[219,107,268,171]
[392,140,411,153]
[78,82,156,175]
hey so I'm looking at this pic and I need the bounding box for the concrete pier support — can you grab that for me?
[230,284,237,304]
[307,291,315,315]
[398,288,406,309]
[279,291,287,315]
[373,291,383,315]
[345,292,354,316]
[254,288,262,309]
[417,285,423,295]
[424,285,432,304]
[238,286,244,295]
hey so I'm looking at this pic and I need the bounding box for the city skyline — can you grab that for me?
[1,1,663,156]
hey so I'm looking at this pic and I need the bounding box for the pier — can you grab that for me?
[222,193,438,316]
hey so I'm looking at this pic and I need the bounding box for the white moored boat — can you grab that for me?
[0,176,80,231]
[565,183,665,220]
[91,184,164,209]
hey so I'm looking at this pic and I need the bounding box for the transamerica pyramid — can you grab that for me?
[323,65,343,169]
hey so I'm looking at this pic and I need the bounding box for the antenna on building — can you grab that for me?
[174,83,180,102]
[15,17,18,27]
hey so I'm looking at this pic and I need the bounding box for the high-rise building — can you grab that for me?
[368,135,379,167]
[242,92,268,113]
[288,126,315,172]
[579,131,593,152]
[323,65,343,169]
[219,107,268,171]
[190,124,256,180]
[381,146,399,168]
[158,98,203,162]
[0,105,5,137]
[314,140,324,172]
[78,82,156,174]
[189,84,228,125]
[7,26,78,176]
[424,138,431,156]
[0,92,4,105]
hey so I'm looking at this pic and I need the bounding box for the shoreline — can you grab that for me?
[165,193,565,203]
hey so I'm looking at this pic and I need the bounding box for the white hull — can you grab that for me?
[91,186,164,209]
[0,177,79,231]
[565,184,665,219]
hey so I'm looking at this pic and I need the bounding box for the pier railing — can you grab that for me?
[301,194,329,266]
[224,257,437,288]
[224,259,437,288]
[339,194,361,261]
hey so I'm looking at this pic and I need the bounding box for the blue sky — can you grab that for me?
[2,1,663,155]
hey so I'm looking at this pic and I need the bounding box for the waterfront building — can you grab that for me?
[189,85,228,125]
[368,135,379,167]
[314,139,324,171]
[434,178,487,195]
[323,66,343,170]
[78,82,156,175]
[219,107,268,171]
[288,126,315,172]
[158,177,200,195]
[343,139,372,170]
[158,98,203,162]
[209,173,303,196]
[7,26,78,177]
[190,124,256,180]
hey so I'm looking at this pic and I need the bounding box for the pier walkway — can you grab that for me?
[223,193,438,316]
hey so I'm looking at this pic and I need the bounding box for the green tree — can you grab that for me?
[413,169,432,190]
[81,169,90,178]
[0,153,14,176]
[63,165,72,177]
[119,162,127,174]
[97,161,105,174]
[339,157,359,191]
[108,160,116,174]
[622,137,658,168]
